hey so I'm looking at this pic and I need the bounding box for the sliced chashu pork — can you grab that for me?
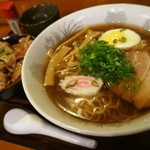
[134,69,150,108]
[111,50,150,109]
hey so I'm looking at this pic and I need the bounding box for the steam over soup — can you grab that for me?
[44,23,150,123]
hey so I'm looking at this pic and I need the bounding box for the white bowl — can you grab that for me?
[22,3,150,137]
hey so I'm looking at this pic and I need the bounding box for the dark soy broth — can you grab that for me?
[44,23,150,124]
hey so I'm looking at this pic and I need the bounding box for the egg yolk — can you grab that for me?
[100,28,141,49]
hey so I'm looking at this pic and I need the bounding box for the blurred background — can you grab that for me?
[0,0,149,36]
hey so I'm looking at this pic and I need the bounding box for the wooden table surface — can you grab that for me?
[0,0,150,150]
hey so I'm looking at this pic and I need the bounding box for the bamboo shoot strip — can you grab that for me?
[79,30,101,49]
[44,46,72,86]
[55,27,90,53]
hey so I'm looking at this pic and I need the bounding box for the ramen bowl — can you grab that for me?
[22,4,150,136]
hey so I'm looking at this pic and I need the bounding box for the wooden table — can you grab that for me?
[0,0,150,150]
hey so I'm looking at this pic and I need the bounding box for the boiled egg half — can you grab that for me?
[99,28,141,49]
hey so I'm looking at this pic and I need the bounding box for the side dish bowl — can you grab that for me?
[0,34,33,100]
[19,3,60,37]
[22,4,150,136]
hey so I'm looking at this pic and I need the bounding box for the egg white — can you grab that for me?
[99,28,141,49]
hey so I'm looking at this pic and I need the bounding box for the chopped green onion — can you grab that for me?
[65,80,78,89]
[79,40,135,86]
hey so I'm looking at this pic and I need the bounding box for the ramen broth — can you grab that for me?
[44,23,150,124]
